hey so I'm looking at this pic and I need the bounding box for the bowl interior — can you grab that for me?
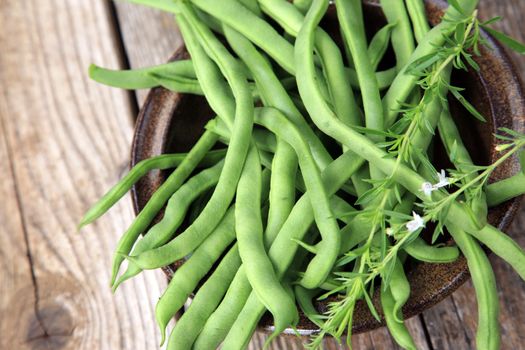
[131,0,524,334]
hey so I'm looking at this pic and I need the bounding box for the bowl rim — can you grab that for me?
[129,0,525,335]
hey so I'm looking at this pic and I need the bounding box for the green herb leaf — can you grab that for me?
[520,150,525,174]
[481,26,525,54]
[450,89,486,122]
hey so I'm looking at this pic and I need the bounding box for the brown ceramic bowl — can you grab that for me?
[130,0,524,335]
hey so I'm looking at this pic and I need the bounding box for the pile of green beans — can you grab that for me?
[82,0,525,349]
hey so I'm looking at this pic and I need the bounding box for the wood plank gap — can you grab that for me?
[106,0,139,121]
[417,314,435,350]
[0,113,48,341]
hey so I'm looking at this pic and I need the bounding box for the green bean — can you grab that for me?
[295,286,323,327]
[192,167,272,350]
[221,155,363,349]
[166,244,242,350]
[352,164,373,199]
[389,258,410,322]
[154,207,236,344]
[404,237,460,263]
[379,0,415,70]
[486,172,525,206]
[438,108,488,227]
[176,9,236,129]
[194,0,396,89]
[193,265,252,350]
[331,196,357,224]
[383,0,479,124]
[380,282,417,350]
[295,3,474,237]
[255,108,341,289]
[294,0,312,14]
[125,6,254,271]
[335,0,384,145]
[264,140,298,247]
[223,22,333,169]
[113,160,224,290]
[238,0,262,16]
[192,0,296,74]
[109,128,218,286]
[236,146,299,340]
[473,224,525,280]
[88,61,195,89]
[148,72,204,95]
[368,22,396,71]
[406,0,431,43]
[210,150,360,348]
[313,13,361,134]
[79,149,225,228]
[188,188,211,223]
[386,191,460,263]
[447,222,500,350]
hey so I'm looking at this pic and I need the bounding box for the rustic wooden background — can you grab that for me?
[0,0,524,349]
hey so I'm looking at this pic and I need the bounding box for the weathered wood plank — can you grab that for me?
[0,0,166,349]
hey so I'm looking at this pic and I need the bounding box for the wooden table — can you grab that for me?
[1,1,524,349]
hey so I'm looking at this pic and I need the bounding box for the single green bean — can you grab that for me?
[335,0,384,154]
[368,22,396,71]
[381,282,417,350]
[473,224,525,280]
[379,0,415,70]
[438,108,488,227]
[447,222,500,350]
[88,61,195,89]
[154,207,236,344]
[166,244,242,350]
[295,286,323,327]
[109,128,218,286]
[486,172,525,206]
[294,0,312,14]
[264,139,298,247]
[238,0,262,16]
[113,160,224,290]
[236,146,299,340]
[193,265,251,350]
[389,258,410,322]
[404,237,460,263]
[79,149,225,228]
[406,0,431,43]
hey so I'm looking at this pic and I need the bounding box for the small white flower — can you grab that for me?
[385,227,394,236]
[433,169,450,189]
[406,212,425,233]
[420,182,434,196]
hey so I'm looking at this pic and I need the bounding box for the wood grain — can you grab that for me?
[0,0,523,349]
[0,0,166,349]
